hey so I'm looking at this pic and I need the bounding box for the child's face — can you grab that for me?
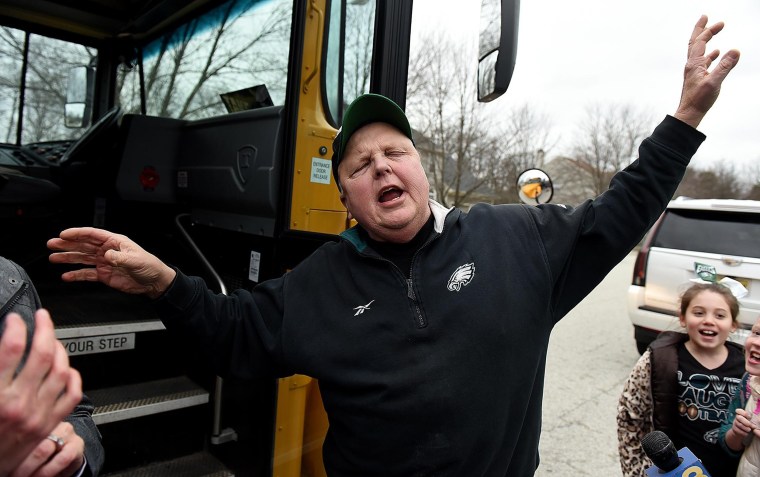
[679,290,736,351]
[744,318,760,375]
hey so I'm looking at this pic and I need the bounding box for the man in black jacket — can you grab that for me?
[46,16,739,476]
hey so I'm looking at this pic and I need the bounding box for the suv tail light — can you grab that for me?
[632,214,665,286]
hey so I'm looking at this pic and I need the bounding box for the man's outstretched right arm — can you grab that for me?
[48,227,176,299]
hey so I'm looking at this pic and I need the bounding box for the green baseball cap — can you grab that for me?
[331,94,413,190]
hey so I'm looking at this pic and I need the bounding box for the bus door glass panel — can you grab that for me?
[325,0,375,126]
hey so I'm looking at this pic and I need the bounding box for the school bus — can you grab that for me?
[0,0,518,474]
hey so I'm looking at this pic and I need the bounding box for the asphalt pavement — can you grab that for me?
[535,252,640,476]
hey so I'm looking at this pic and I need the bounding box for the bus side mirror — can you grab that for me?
[65,66,95,128]
[517,168,553,205]
[477,0,520,102]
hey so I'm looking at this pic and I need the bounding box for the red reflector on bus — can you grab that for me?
[139,166,160,190]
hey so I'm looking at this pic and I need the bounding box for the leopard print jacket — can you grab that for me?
[617,350,655,477]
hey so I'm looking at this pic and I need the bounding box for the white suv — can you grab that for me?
[627,198,760,354]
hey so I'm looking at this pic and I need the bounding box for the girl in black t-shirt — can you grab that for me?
[618,282,745,477]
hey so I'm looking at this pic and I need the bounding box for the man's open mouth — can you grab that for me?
[379,187,402,203]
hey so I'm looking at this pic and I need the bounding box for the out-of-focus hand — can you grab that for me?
[0,311,82,476]
[48,227,176,299]
[731,408,754,440]
[10,421,85,477]
[674,15,740,129]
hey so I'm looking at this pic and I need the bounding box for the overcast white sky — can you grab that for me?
[411,0,760,172]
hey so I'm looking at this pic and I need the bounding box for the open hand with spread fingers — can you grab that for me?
[674,15,740,129]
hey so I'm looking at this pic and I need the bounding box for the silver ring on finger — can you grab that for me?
[46,434,65,452]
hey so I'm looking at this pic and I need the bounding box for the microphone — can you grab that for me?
[641,430,711,476]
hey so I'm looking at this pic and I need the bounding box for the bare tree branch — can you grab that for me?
[571,103,651,196]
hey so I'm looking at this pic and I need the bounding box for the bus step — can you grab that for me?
[88,376,209,425]
[103,451,234,477]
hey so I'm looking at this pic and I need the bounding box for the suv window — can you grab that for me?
[653,209,760,259]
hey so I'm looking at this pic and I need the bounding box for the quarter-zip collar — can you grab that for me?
[365,215,434,278]
[340,199,454,254]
